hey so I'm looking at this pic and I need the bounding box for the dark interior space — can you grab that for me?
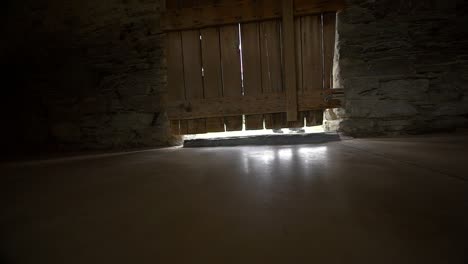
[1,0,172,158]
[1,0,468,263]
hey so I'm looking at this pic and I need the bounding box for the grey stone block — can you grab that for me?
[111,112,155,130]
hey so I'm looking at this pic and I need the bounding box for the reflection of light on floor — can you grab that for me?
[278,148,293,161]
[184,126,324,140]
[298,146,329,156]
[298,146,329,167]
[240,146,329,179]
[258,150,275,165]
[243,149,276,166]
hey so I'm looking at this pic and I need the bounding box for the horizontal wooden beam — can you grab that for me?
[294,0,346,16]
[167,91,340,120]
[162,0,280,32]
[323,88,344,95]
[161,0,346,32]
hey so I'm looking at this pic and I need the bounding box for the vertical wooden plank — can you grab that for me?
[289,113,304,128]
[295,18,303,95]
[282,0,298,122]
[301,15,323,92]
[201,27,225,132]
[241,22,264,130]
[323,12,336,90]
[260,20,287,129]
[267,113,288,130]
[270,20,287,130]
[260,20,283,94]
[166,32,185,135]
[301,15,323,126]
[182,30,204,100]
[290,17,305,128]
[220,25,243,131]
[182,29,206,134]
[267,114,288,130]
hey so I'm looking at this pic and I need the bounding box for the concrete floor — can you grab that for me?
[1,133,468,263]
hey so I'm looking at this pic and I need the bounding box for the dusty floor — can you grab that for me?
[1,133,468,263]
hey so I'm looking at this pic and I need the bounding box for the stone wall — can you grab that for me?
[2,0,178,155]
[3,0,468,155]
[335,0,468,136]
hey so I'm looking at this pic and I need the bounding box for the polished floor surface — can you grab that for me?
[1,133,468,263]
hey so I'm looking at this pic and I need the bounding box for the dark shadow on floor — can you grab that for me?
[184,133,345,148]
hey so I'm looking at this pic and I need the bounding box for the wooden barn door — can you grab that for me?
[164,0,344,135]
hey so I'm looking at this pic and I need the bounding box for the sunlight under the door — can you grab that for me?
[184,125,324,140]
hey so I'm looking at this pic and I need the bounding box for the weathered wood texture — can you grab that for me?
[181,30,207,134]
[301,15,323,93]
[163,1,281,31]
[282,0,298,122]
[260,20,286,129]
[220,25,243,131]
[241,22,264,130]
[201,28,225,132]
[300,15,323,126]
[162,0,345,31]
[287,17,305,128]
[166,11,338,134]
[167,91,340,120]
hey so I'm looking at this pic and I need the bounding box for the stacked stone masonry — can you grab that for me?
[334,0,468,136]
[2,0,177,153]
